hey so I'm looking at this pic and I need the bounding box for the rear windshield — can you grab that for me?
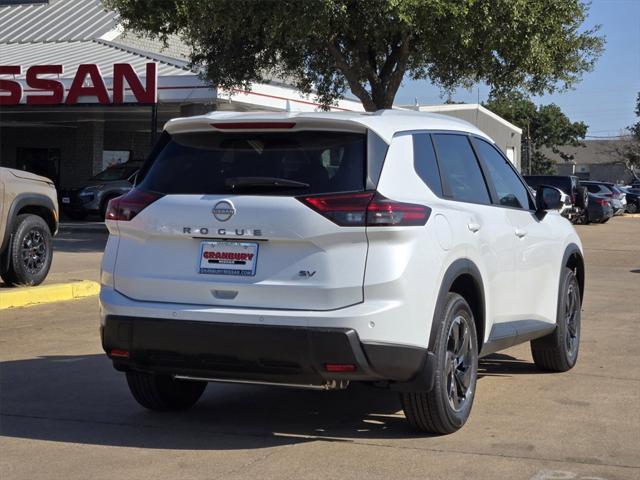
[138,131,366,196]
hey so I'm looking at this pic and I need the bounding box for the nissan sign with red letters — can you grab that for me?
[0,63,157,105]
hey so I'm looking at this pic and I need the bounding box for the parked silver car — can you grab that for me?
[581,181,625,215]
[61,161,141,220]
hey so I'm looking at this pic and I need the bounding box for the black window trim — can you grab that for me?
[399,129,534,211]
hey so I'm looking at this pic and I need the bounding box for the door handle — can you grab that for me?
[515,227,528,238]
[467,222,481,233]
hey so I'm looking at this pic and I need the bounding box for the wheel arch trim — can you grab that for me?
[562,243,585,302]
[1,193,57,256]
[428,258,486,353]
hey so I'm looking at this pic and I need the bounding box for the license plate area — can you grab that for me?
[198,241,258,276]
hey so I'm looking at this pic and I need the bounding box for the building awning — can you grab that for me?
[0,0,361,110]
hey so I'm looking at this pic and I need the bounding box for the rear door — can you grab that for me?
[112,128,370,311]
[432,133,519,326]
[473,138,561,324]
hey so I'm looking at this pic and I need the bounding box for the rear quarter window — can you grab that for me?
[413,134,443,196]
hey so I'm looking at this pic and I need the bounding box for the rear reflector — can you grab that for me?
[210,122,296,130]
[110,349,130,358]
[105,189,164,221]
[298,191,430,227]
[324,363,357,373]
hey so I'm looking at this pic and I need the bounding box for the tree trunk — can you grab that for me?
[327,35,410,112]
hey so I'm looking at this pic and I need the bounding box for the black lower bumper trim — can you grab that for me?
[102,316,432,387]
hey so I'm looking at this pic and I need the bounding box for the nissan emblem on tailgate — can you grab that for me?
[212,200,236,222]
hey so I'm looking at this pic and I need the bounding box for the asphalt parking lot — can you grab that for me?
[1,217,639,480]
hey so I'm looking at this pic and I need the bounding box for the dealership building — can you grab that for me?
[1,0,521,189]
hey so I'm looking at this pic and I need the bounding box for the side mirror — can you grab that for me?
[535,185,563,218]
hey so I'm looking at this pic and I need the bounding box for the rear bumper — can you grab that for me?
[101,315,435,390]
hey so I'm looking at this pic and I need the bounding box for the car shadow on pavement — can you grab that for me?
[479,353,541,378]
[0,354,415,450]
[1,352,537,449]
[53,230,108,253]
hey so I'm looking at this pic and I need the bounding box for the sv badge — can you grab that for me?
[298,270,316,278]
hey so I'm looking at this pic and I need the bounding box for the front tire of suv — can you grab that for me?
[401,293,478,435]
[1,214,53,286]
[530,267,581,372]
[126,371,207,411]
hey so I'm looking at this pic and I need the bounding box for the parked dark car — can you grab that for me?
[61,161,141,220]
[586,193,613,224]
[621,186,640,213]
[580,181,625,215]
[523,175,588,223]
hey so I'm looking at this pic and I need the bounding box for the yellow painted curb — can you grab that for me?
[0,280,100,310]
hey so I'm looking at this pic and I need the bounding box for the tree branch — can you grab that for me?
[382,33,412,108]
[327,40,377,111]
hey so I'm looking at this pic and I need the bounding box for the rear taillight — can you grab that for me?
[595,198,609,206]
[298,191,430,227]
[105,189,164,221]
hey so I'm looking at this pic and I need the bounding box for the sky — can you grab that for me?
[394,0,640,138]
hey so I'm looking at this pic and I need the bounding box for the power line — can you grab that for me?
[584,134,626,139]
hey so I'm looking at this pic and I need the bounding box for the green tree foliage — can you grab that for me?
[484,92,587,174]
[106,0,604,111]
[615,93,640,181]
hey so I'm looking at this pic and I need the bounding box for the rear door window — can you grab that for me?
[432,134,491,204]
[138,131,366,196]
[473,138,532,209]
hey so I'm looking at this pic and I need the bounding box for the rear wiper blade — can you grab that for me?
[225,177,310,190]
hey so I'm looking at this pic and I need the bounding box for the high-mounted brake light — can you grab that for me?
[298,192,430,227]
[324,363,357,373]
[105,189,164,221]
[210,122,296,130]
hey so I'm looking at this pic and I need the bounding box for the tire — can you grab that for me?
[575,186,588,209]
[530,267,581,372]
[401,293,478,434]
[0,214,53,286]
[126,371,207,411]
[601,216,610,223]
[626,202,638,214]
[575,209,589,225]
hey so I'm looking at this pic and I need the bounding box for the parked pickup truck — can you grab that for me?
[0,167,58,286]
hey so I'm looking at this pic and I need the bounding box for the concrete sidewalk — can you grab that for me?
[0,226,106,306]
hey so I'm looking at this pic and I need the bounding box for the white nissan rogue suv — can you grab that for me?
[100,110,584,434]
